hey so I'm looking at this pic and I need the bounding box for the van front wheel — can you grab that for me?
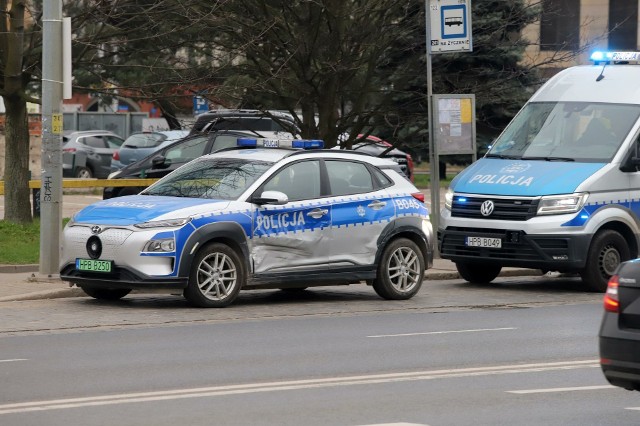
[456,262,501,284]
[581,230,630,292]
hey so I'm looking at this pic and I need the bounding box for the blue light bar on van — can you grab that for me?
[292,139,324,149]
[236,138,324,149]
[590,51,640,63]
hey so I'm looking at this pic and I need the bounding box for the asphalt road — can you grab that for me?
[0,275,636,426]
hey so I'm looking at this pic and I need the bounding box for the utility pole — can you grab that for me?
[40,0,64,275]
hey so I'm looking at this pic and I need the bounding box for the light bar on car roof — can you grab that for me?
[590,51,640,64]
[237,138,324,149]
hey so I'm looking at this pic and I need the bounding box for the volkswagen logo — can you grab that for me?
[480,200,495,217]
[91,225,102,235]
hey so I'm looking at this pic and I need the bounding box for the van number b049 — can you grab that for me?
[465,237,502,248]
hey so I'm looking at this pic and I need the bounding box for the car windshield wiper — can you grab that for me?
[521,156,575,162]
[485,153,521,159]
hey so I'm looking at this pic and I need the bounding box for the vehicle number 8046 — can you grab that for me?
[465,237,502,248]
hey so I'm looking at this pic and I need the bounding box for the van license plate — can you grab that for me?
[76,258,113,273]
[465,237,502,248]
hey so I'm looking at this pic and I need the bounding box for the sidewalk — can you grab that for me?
[0,259,540,303]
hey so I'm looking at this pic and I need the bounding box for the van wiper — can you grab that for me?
[485,153,521,159]
[521,156,575,162]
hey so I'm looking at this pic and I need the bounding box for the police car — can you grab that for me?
[60,138,434,307]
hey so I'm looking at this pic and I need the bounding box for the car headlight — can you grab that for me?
[143,238,175,252]
[134,218,191,229]
[444,187,454,210]
[537,193,588,215]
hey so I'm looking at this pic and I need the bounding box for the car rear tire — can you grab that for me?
[81,287,131,300]
[75,167,93,179]
[184,242,245,308]
[373,238,424,300]
[581,229,630,292]
[456,262,501,283]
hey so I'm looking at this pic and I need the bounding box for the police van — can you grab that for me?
[438,51,640,291]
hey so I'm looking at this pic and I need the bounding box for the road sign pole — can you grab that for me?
[40,0,64,275]
[425,0,440,250]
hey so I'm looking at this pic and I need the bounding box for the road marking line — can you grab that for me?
[0,360,599,415]
[625,407,640,411]
[507,385,615,394]
[368,327,517,338]
[0,359,28,363]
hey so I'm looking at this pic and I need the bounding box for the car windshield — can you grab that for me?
[142,158,273,199]
[487,102,640,162]
[124,133,166,149]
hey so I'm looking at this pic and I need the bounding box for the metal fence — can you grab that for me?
[63,112,149,139]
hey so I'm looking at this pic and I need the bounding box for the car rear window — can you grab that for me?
[124,133,166,149]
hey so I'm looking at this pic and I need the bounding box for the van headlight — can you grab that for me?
[444,187,454,210]
[537,193,588,215]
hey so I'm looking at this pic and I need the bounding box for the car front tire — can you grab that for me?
[184,242,245,308]
[373,238,425,300]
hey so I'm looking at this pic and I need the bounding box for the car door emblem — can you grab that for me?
[480,200,495,217]
[356,205,366,217]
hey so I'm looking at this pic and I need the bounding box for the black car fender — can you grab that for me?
[375,217,433,268]
[177,222,251,278]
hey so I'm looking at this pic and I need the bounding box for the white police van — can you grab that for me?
[61,138,433,307]
[439,51,640,292]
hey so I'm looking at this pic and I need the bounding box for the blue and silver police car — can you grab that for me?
[60,138,434,307]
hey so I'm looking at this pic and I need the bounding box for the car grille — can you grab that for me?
[451,195,539,221]
[439,227,570,261]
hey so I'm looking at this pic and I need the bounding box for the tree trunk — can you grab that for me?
[3,95,32,223]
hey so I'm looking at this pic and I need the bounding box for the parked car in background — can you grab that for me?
[600,259,640,391]
[103,129,295,199]
[63,130,125,178]
[190,109,300,136]
[111,130,189,172]
[351,135,415,182]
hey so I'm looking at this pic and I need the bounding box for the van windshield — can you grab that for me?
[487,102,640,162]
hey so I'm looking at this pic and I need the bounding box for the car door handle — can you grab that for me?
[367,200,386,210]
[306,208,329,219]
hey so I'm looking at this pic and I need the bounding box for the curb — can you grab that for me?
[0,264,39,274]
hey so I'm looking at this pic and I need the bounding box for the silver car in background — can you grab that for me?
[110,130,189,172]
[63,130,125,178]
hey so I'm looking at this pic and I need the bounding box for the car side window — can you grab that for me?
[326,160,374,196]
[262,160,321,201]
[164,137,209,162]
[105,136,124,149]
[81,136,106,149]
[210,135,240,152]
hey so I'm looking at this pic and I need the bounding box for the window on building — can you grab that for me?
[540,0,580,51]
[609,0,638,51]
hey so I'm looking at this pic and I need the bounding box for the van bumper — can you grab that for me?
[438,227,591,271]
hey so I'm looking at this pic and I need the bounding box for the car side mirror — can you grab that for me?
[151,155,168,168]
[252,190,289,206]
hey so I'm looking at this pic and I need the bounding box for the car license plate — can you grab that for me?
[76,258,113,273]
[465,237,502,248]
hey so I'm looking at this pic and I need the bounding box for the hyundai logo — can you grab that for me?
[91,226,102,235]
[480,200,495,217]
